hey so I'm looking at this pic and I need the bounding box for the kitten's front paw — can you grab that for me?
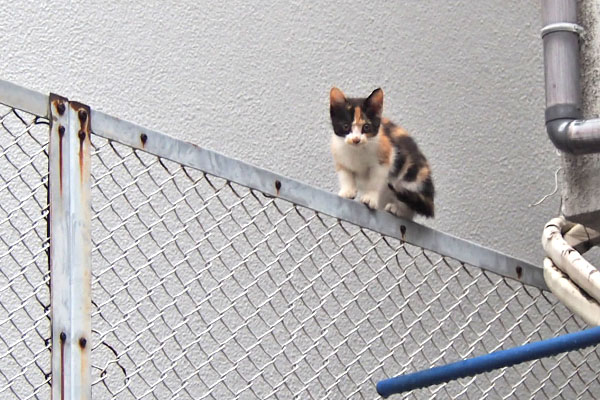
[385,202,414,220]
[338,187,357,199]
[384,203,399,215]
[360,192,379,210]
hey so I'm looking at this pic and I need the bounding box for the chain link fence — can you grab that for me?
[0,105,50,399]
[88,134,599,399]
[1,89,600,399]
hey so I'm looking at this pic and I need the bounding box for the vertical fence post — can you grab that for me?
[48,94,92,400]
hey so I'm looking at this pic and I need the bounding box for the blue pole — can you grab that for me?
[377,325,600,398]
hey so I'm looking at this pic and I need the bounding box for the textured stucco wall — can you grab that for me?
[0,0,574,396]
[1,1,558,265]
[561,0,600,231]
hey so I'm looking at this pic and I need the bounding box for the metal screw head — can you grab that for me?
[78,109,88,121]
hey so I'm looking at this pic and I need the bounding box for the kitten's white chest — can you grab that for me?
[331,135,380,175]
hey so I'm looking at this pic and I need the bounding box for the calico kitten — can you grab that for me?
[329,87,434,219]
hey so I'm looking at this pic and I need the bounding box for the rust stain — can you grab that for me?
[79,336,88,391]
[58,126,65,194]
[79,130,85,184]
[71,103,91,185]
[78,109,87,124]
[56,101,65,116]
[50,93,70,198]
[60,331,66,400]
[50,93,68,117]
[275,180,281,196]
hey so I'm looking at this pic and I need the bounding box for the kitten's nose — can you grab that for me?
[351,137,361,144]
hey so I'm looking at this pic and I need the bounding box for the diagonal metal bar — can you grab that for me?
[89,109,546,290]
[0,78,545,290]
[0,80,48,118]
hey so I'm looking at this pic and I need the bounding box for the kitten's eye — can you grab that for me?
[342,123,350,131]
[363,124,371,133]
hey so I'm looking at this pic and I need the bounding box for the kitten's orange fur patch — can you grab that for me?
[417,165,431,182]
[353,106,363,126]
[378,133,392,165]
[381,118,408,139]
[330,87,346,106]
[392,126,409,138]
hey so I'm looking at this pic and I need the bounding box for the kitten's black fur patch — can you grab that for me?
[329,103,353,137]
[403,164,420,182]
[391,151,406,177]
[386,132,428,183]
[383,120,394,137]
[380,115,434,217]
[421,176,435,199]
[388,184,435,218]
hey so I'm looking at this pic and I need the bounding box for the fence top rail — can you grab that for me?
[0,79,48,118]
[0,78,547,290]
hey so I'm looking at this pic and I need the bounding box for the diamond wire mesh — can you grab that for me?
[1,96,598,400]
[0,105,50,399]
[88,134,600,400]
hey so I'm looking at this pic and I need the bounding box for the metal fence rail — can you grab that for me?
[1,80,599,399]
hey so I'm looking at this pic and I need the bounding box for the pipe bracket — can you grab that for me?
[541,22,584,38]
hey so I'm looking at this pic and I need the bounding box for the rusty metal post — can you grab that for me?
[48,94,92,400]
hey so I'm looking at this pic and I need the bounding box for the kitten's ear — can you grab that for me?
[330,87,347,107]
[365,88,384,116]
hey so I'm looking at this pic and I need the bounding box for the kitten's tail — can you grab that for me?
[388,178,435,218]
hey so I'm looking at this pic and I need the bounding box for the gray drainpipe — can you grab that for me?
[542,0,600,154]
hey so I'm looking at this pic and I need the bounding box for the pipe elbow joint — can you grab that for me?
[546,116,600,155]
[544,104,582,154]
[546,118,575,153]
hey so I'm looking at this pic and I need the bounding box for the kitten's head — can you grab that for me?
[329,87,383,145]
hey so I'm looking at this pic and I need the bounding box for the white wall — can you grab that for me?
[1,1,560,265]
[5,1,593,398]
[560,0,600,232]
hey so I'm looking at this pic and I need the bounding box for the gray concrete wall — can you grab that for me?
[1,0,558,265]
[561,0,600,231]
